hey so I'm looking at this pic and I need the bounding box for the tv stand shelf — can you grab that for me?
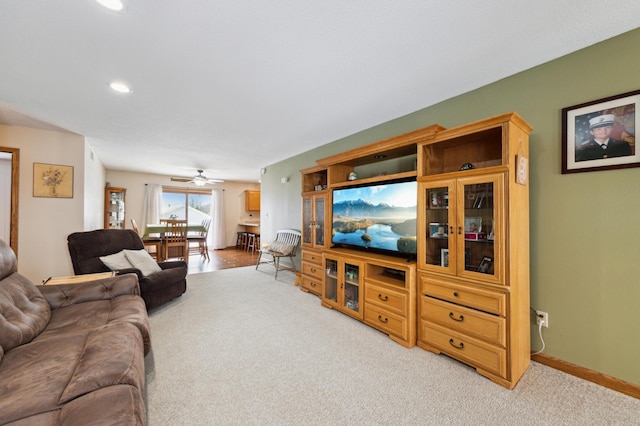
[323,248,417,348]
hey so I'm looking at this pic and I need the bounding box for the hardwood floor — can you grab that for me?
[187,247,260,274]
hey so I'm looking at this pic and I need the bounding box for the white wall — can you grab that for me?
[0,124,89,282]
[105,169,260,248]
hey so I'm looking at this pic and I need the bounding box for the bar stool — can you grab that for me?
[236,231,247,249]
[246,233,256,253]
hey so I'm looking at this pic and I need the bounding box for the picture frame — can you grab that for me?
[464,217,482,233]
[33,163,74,198]
[477,256,493,274]
[562,89,638,174]
[441,248,449,267]
[429,222,448,238]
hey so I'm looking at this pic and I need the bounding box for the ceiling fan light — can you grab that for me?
[109,81,132,94]
[193,177,207,186]
[96,0,124,11]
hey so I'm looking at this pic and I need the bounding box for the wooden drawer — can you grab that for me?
[364,282,406,317]
[420,322,506,378]
[365,304,406,341]
[301,276,322,295]
[302,262,323,280]
[421,296,506,347]
[420,275,506,316]
[302,249,322,265]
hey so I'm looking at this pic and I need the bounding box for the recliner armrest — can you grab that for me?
[115,267,144,280]
[157,260,187,270]
[38,273,141,310]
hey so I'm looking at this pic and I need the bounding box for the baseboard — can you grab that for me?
[532,353,640,400]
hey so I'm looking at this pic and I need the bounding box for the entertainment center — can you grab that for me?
[300,112,532,389]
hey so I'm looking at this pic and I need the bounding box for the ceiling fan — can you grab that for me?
[170,170,224,186]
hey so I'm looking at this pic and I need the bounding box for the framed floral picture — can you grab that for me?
[562,89,638,174]
[33,163,74,198]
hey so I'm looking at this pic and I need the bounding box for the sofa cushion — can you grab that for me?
[124,249,162,276]
[99,250,134,271]
[0,272,51,356]
[0,323,145,425]
[36,294,151,355]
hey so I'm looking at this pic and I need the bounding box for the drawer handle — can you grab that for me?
[453,292,459,297]
[377,315,388,324]
[449,338,464,350]
[311,282,316,287]
[378,294,389,302]
[310,268,316,273]
[449,312,464,322]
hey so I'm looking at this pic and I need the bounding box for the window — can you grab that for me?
[161,187,212,224]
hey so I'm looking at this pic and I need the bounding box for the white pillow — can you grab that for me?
[124,249,162,277]
[268,241,295,256]
[99,250,133,271]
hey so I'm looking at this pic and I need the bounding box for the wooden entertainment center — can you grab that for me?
[300,112,532,389]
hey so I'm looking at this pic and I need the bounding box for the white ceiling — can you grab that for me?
[1,1,639,183]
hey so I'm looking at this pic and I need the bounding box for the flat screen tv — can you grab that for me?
[331,179,417,258]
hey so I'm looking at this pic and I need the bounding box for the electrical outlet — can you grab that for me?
[535,310,549,328]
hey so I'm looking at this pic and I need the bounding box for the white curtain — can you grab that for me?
[142,184,162,231]
[210,189,226,249]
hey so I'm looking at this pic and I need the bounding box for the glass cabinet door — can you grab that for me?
[342,261,360,314]
[324,258,338,304]
[302,197,313,245]
[457,174,503,281]
[314,196,325,246]
[420,181,455,273]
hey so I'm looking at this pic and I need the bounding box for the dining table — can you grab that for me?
[143,223,207,239]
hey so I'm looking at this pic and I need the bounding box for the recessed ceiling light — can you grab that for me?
[96,0,124,11]
[109,81,132,94]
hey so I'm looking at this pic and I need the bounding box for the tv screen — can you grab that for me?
[331,180,417,257]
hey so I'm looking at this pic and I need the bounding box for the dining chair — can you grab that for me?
[131,218,163,261]
[188,218,211,261]
[163,220,188,264]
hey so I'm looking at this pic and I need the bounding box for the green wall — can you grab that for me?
[261,28,640,386]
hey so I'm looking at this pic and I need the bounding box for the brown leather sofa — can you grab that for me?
[67,229,187,310]
[0,239,151,425]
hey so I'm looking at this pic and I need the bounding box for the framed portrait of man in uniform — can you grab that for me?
[562,89,639,174]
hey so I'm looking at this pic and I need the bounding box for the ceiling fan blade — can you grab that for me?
[170,177,193,182]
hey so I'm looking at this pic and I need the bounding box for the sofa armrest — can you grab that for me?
[38,273,141,310]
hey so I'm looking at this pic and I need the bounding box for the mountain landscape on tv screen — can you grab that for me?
[332,199,417,254]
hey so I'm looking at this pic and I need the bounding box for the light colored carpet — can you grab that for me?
[145,267,640,425]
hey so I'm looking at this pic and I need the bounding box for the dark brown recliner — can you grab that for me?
[67,229,187,310]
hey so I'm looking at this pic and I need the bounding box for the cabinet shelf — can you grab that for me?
[329,170,417,189]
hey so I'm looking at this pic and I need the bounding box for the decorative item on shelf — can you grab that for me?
[459,162,475,171]
[431,191,442,207]
[464,217,482,233]
[347,171,357,180]
[477,256,493,274]
[440,248,449,267]
[464,232,486,241]
[429,223,448,238]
